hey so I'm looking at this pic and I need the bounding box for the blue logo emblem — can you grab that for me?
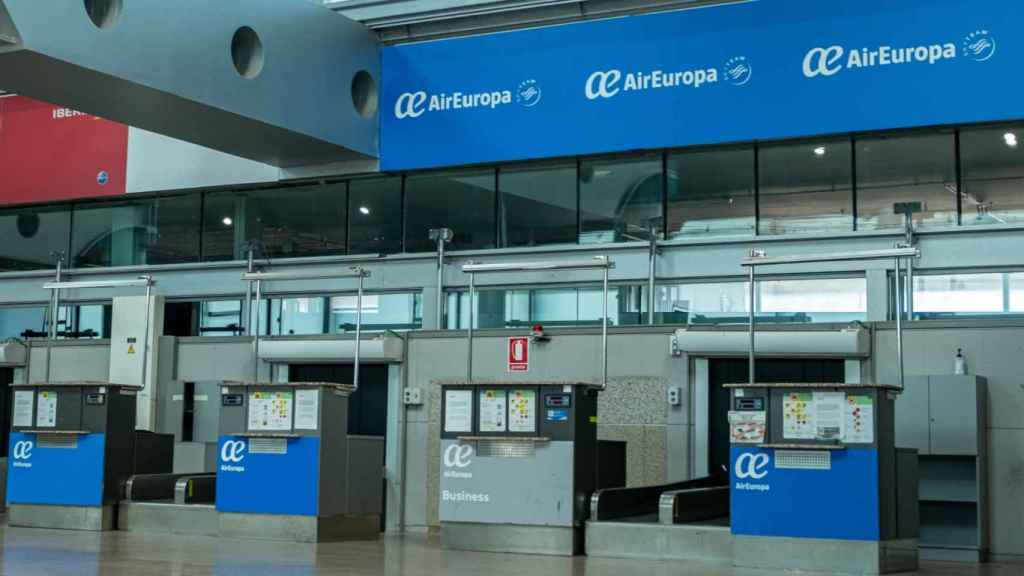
[97,171,109,185]
[724,56,752,86]
[963,30,996,62]
[516,79,542,107]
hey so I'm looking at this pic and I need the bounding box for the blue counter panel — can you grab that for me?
[215,435,320,516]
[7,432,106,507]
[730,446,880,541]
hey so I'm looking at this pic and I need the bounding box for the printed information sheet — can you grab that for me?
[728,411,766,444]
[844,395,875,444]
[508,389,537,433]
[444,389,473,433]
[294,389,320,430]
[248,390,293,431]
[782,392,814,439]
[814,391,846,441]
[36,391,57,428]
[478,389,507,433]
[13,390,34,428]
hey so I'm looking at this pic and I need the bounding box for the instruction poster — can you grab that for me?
[248,390,293,431]
[728,411,766,444]
[36,391,57,428]
[13,390,34,428]
[814,391,846,441]
[478,389,507,433]
[782,392,814,439]
[444,389,473,433]
[845,395,875,444]
[294,389,319,431]
[508,389,537,433]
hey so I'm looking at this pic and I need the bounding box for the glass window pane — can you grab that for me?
[758,139,853,235]
[667,147,755,239]
[0,205,71,272]
[857,132,957,230]
[499,163,577,247]
[72,195,200,267]
[446,285,643,328]
[405,170,496,252]
[656,282,750,324]
[349,177,402,255]
[269,297,325,336]
[580,154,662,243]
[199,300,243,336]
[914,273,1003,316]
[203,184,347,261]
[656,278,865,324]
[0,307,46,339]
[960,125,1024,226]
[330,292,423,331]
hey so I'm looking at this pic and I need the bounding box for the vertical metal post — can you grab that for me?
[244,248,255,335]
[895,257,905,391]
[252,279,262,383]
[602,259,609,390]
[436,238,446,329]
[354,269,364,391]
[140,278,153,392]
[647,230,657,325]
[467,272,475,383]
[748,262,756,386]
[45,256,64,383]
[904,215,915,320]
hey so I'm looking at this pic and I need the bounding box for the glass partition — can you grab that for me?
[655,277,866,324]
[405,169,496,252]
[580,154,663,243]
[71,194,201,267]
[857,132,957,230]
[758,138,853,235]
[0,306,46,339]
[960,124,1024,226]
[203,184,347,261]
[499,162,578,247]
[349,177,403,255]
[667,146,755,238]
[911,273,1006,317]
[0,205,71,272]
[445,285,645,329]
[330,292,423,331]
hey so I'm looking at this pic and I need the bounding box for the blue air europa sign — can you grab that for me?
[380,0,1019,170]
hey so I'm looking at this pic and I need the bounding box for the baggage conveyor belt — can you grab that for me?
[119,473,218,536]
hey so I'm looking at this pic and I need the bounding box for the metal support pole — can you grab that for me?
[904,215,915,321]
[467,272,475,383]
[748,262,756,386]
[647,232,657,325]
[429,229,452,329]
[252,279,262,383]
[895,257,905,392]
[45,256,63,383]
[244,248,255,335]
[140,279,153,392]
[354,270,364,391]
[602,261,609,390]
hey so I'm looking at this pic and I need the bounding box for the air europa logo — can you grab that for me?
[584,56,751,101]
[802,30,995,78]
[12,440,33,468]
[220,439,246,472]
[394,80,539,120]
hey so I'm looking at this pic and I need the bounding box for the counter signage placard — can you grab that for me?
[382,0,1020,170]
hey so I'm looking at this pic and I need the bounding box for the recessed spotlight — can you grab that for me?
[359,206,371,215]
[813,146,827,156]
[221,216,233,226]
[1004,132,1018,148]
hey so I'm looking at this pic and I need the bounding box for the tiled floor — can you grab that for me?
[0,526,1020,576]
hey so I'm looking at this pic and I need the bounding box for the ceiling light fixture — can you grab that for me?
[359,206,371,215]
[222,216,233,226]
[813,146,827,156]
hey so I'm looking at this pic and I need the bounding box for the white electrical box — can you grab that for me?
[403,387,423,406]
[667,386,681,406]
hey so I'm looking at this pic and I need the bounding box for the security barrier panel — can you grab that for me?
[728,383,919,575]
[7,381,141,530]
[216,382,382,543]
[439,381,597,556]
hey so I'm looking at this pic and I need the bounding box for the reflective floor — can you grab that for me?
[0,526,1020,576]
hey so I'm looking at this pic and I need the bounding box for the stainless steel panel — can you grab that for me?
[441,522,575,556]
[118,502,217,536]
[586,520,733,562]
[733,534,918,575]
[8,503,114,531]
[928,376,980,456]
[894,376,930,454]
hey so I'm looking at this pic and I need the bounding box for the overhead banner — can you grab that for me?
[381,0,1019,170]
[0,96,127,205]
